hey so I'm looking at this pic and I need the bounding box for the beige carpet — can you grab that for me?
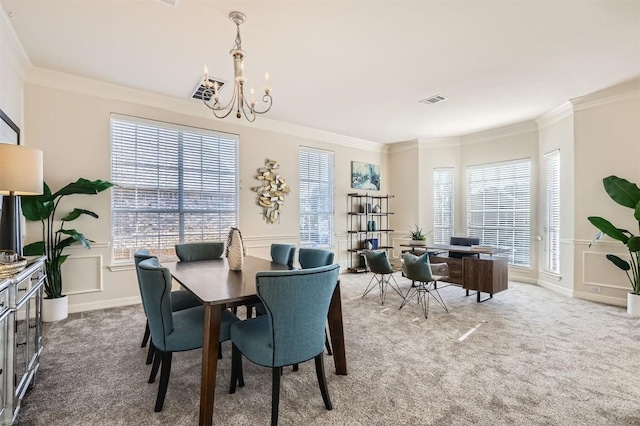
[15,272,640,425]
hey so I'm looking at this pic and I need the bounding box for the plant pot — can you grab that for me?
[42,295,68,322]
[627,292,640,316]
[410,240,427,246]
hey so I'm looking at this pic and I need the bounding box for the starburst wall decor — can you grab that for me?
[251,159,290,224]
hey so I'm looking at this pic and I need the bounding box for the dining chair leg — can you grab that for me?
[314,353,333,410]
[141,321,150,348]
[324,328,333,356]
[230,344,244,394]
[293,363,299,371]
[146,339,155,365]
[148,347,161,383]
[155,351,173,412]
[271,367,282,426]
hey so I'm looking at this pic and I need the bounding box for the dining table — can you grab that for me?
[165,255,348,426]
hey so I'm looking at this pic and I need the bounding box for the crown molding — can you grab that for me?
[571,88,640,112]
[535,102,573,130]
[387,140,418,154]
[417,137,461,149]
[25,66,384,153]
[0,7,31,79]
[460,121,538,145]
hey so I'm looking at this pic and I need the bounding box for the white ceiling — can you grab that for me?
[2,0,639,143]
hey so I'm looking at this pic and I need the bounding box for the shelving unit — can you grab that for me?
[347,193,394,272]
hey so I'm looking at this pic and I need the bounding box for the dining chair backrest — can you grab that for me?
[270,243,296,267]
[175,242,224,262]
[362,249,394,274]
[137,257,175,352]
[402,252,433,282]
[256,264,340,367]
[298,248,334,269]
[134,250,157,315]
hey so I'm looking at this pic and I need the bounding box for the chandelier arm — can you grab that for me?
[251,94,273,115]
[240,101,257,123]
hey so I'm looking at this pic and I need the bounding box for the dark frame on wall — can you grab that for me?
[0,107,22,252]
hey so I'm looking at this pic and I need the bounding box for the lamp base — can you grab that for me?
[0,195,22,255]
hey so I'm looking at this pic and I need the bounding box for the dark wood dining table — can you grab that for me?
[165,255,348,426]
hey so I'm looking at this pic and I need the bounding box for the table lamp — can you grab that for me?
[0,144,43,255]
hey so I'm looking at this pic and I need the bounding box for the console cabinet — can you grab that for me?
[0,256,45,425]
[347,193,394,272]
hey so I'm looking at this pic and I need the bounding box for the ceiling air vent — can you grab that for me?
[159,0,180,7]
[192,78,226,101]
[419,94,448,105]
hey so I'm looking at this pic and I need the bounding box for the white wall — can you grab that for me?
[22,71,387,313]
[571,80,640,306]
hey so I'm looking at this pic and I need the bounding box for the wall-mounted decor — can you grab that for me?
[351,161,380,190]
[251,159,290,224]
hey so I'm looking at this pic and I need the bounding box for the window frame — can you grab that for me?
[543,150,560,274]
[110,114,239,263]
[433,167,455,244]
[299,146,335,248]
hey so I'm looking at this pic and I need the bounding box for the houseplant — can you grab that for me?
[21,178,114,321]
[409,225,428,245]
[588,175,640,315]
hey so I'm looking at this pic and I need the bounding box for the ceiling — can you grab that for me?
[2,0,639,144]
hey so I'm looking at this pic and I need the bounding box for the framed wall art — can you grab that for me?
[351,161,380,190]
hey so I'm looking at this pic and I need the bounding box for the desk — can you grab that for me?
[400,244,509,302]
[165,256,347,426]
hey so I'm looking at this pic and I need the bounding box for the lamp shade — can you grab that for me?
[0,144,43,195]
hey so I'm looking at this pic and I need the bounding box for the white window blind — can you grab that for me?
[467,159,531,267]
[110,115,239,262]
[433,168,454,244]
[544,150,560,273]
[299,147,334,247]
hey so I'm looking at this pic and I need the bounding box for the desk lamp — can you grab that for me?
[0,144,43,255]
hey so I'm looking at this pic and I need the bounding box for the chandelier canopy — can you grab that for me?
[202,11,272,122]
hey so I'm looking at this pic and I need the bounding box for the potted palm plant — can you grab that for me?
[588,175,640,316]
[409,225,428,245]
[21,178,114,322]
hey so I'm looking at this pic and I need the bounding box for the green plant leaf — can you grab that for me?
[57,229,92,249]
[61,208,99,222]
[587,216,629,244]
[603,176,640,209]
[628,236,640,253]
[635,200,640,221]
[21,182,53,221]
[606,254,631,271]
[52,178,115,198]
[23,241,45,256]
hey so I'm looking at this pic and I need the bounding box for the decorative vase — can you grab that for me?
[372,204,381,213]
[363,240,373,250]
[627,292,640,316]
[225,227,245,271]
[367,220,377,231]
[42,295,68,322]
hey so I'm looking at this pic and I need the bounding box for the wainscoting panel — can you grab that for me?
[61,254,104,295]
[583,250,629,291]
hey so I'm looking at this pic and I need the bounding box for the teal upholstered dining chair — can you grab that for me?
[400,252,450,318]
[137,257,240,412]
[134,250,202,365]
[248,243,297,318]
[298,248,335,360]
[362,249,404,305]
[229,264,340,426]
[175,241,224,261]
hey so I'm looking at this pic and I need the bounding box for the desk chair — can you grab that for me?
[175,241,224,261]
[448,236,480,258]
[134,250,202,365]
[137,257,239,412]
[400,252,450,319]
[229,264,340,426]
[362,249,404,305]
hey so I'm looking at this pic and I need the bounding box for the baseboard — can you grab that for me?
[537,279,574,298]
[573,291,626,307]
[69,296,141,314]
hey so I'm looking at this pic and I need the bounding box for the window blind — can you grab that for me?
[544,150,560,273]
[299,147,334,247]
[433,168,454,244]
[467,159,531,267]
[110,115,239,262]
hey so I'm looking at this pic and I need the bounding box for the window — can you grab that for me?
[433,168,454,244]
[544,150,560,273]
[299,147,334,247]
[467,159,531,267]
[110,115,239,262]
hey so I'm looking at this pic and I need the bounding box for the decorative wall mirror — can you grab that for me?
[0,108,22,251]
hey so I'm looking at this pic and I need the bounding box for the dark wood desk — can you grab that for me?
[165,256,347,426]
[400,244,509,302]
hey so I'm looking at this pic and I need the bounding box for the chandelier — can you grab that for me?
[201,11,272,122]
